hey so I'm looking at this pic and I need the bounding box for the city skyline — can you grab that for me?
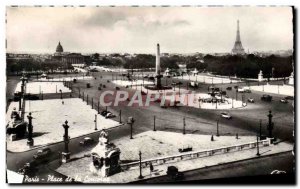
[6,6,293,54]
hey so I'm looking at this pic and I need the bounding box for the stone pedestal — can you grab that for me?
[62,152,71,163]
[90,130,121,177]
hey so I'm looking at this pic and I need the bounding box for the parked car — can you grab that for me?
[178,146,193,153]
[234,85,238,89]
[261,95,272,102]
[226,87,232,90]
[248,98,255,103]
[280,98,288,103]
[79,137,94,146]
[220,112,232,119]
[33,148,51,159]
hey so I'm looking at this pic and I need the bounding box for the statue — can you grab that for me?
[258,70,263,82]
[90,130,121,177]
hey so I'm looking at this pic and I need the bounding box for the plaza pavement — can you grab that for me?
[249,84,294,97]
[6,98,120,152]
[114,131,257,160]
[15,81,71,94]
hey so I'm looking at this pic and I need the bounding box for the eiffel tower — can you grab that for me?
[232,20,245,55]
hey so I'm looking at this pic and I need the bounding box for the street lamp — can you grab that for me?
[128,117,135,139]
[138,151,144,179]
[27,112,34,146]
[256,134,260,156]
[59,89,62,99]
[94,114,98,130]
[183,117,186,134]
[62,120,70,163]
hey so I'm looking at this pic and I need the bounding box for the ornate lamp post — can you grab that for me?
[21,75,26,95]
[267,110,274,138]
[216,120,219,137]
[128,117,135,139]
[94,114,98,130]
[62,120,70,163]
[138,151,144,179]
[183,117,186,134]
[256,134,260,156]
[27,112,34,146]
[153,115,156,131]
[59,89,63,99]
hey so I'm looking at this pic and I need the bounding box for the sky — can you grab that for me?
[6,6,294,54]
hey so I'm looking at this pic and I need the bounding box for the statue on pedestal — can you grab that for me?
[258,70,263,82]
[90,130,121,177]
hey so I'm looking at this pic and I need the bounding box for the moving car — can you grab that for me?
[33,148,51,159]
[226,87,232,90]
[220,112,232,119]
[280,98,288,103]
[285,96,294,100]
[247,98,255,103]
[261,95,272,102]
[237,88,245,93]
[243,87,251,93]
[80,137,94,146]
[167,166,184,180]
[100,110,108,116]
[105,112,116,119]
[270,170,286,175]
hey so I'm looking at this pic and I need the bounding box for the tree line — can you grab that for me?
[7,53,293,79]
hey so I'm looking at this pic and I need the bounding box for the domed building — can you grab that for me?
[52,41,85,67]
[56,41,64,53]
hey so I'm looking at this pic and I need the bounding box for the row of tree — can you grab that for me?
[7,53,293,78]
[203,54,293,78]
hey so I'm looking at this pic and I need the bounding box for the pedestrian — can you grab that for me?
[149,162,154,176]
[62,100,64,105]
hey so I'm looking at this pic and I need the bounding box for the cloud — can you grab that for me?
[6,6,293,54]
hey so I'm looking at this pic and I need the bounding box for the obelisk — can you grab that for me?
[156,43,161,75]
[155,43,162,88]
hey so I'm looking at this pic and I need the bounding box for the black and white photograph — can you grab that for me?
[5,5,295,184]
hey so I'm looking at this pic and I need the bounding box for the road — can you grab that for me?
[5,71,295,183]
[73,71,294,141]
[135,151,295,184]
